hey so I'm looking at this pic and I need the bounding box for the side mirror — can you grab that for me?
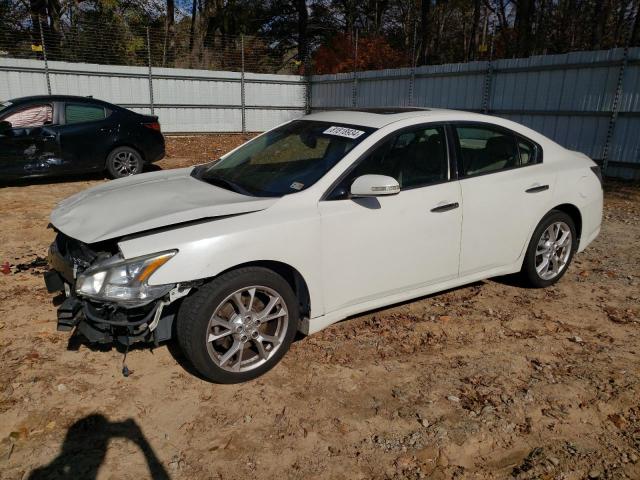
[0,120,11,133]
[350,174,400,197]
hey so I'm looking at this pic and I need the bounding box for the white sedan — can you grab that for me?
[45,109,603,383]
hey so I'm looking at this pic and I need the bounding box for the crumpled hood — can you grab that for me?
[50,168,278,243]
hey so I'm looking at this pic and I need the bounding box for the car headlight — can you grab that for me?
[76,250,176,307]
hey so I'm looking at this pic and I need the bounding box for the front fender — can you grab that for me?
[117,208,325,318]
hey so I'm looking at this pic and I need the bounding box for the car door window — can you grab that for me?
[346,125,448,190]
[455,125,519,176]
[516,136,539,166]
[65,104,106,125]
[1,104,53,128]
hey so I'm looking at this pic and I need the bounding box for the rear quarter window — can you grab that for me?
[65,104,107,124]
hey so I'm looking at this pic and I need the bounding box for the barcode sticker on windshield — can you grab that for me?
[323,126,365,139]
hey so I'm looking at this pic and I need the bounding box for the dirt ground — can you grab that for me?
[0,135,639,480]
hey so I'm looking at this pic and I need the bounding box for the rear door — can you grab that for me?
[57,102,115,173]
[452,122,555,276]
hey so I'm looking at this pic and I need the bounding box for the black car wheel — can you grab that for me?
[106,146,143,179]
[176,267,299,383]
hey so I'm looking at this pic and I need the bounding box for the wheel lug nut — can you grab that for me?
[240,335,248,343]
[251,331,259,339]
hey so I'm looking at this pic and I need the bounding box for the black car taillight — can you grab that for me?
[143,121,161,132]
[590,165,603,187]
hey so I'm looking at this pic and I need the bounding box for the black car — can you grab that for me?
[0,95,165,180]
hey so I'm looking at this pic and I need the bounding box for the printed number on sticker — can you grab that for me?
[323,126,365,139]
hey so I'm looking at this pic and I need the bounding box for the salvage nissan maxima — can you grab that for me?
[44,108,603,383]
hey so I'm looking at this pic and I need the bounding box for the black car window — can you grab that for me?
[1,104,53,128]
[455,125,519,176]
[65,104,106,125]
[344,125,448,190]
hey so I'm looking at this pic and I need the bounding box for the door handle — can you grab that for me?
[525,184,549,193]
[430,202,459,213]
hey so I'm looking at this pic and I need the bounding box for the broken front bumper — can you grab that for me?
[44,241,177,346]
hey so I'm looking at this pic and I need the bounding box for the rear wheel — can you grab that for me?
[106,146,143,178]
[176,267,299,383]
[522,210,577,287]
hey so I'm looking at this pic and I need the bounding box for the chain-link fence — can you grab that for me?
[0,16,301,74]
[0,16,309,134]
[1,15,639,177]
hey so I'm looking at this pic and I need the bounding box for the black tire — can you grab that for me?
[176,267,299,383]
[106,146,143,179]
[521,210,577,288]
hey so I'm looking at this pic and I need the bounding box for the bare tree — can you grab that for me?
[630,1,640,45]
[418,0,431,65]
[165,0,175,65]
[468,0,481,60]
[189,0,197,51]
[296,0,308,63]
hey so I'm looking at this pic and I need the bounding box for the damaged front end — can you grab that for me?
[44,232,191,346]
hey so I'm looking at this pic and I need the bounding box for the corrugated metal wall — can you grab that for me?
[0,57,306,133]
[311,48,640,179]
[2,49,638,178]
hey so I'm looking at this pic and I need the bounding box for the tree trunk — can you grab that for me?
[590,0,606,49]
[189,0,197,51]
[629,1,639,46]
[166,0,176,66]
[514,0,536,57]
[418,0,430,65]
[467,0,480,61]
[296,0,308,65]
[46,0,62,58]
[203,0,224,49]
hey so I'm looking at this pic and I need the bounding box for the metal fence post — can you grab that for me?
[352,29,358,108]
[408,20,417,106]
[38,16,52,95]
[602,47,629,175]
[146,27,155,115]
[481,33,495,114]
[481,60,492,113]
[241,34,246,134]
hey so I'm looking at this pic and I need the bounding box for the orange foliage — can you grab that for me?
[313,33,409,75]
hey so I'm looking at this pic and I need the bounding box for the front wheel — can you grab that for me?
[522,210,577,288]
[176,267,299,383]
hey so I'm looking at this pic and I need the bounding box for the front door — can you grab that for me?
[319,124,462,314]
[0,103,62,178]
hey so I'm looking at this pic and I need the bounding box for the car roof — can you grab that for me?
[7,95,118,109]
[305,108,503,129]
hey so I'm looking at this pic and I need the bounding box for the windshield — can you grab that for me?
[192,120,374,197]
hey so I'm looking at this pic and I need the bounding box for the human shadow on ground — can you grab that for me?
[28,414,170,480]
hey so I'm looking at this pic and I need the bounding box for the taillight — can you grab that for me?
[590,165,603,187]
[143,122,161,132]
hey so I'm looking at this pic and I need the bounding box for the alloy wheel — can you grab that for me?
[535,221,572,280]
[112,151,139,176]
[205,286,289,372]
